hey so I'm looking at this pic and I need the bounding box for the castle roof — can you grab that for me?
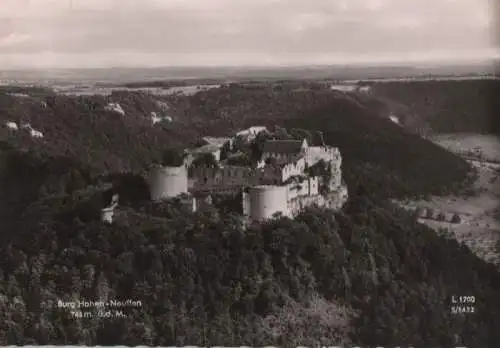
[263,139,305,155]
[236,126,267,137]
[189,143,220,155]
[274,154,304,167]
[263,154,305,176]
[202,136,232,147]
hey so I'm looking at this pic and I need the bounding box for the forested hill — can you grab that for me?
[0,89,197,242]
[365,79,500,135]
[0,84,473,240]
[0,85,472,200]
[1,185,500,346]
[0,90,192,174]
[1,83,494,346]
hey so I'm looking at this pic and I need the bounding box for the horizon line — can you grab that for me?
[0,60,497,72]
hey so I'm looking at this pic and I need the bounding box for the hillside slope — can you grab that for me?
[1,187,499,346]
[0,91,191,174]
[0,90,199,241]
[366,79,500,134]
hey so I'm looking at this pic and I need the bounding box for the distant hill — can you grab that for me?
[1,62,494,83]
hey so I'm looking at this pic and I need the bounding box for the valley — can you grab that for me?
[398,134,500,266]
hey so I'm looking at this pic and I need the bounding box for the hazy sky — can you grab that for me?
[0,0,497,68]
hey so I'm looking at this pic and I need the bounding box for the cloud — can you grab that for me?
[0,33,32,47]
[0,0,495,68]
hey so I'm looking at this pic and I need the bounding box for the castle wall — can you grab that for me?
[330,183,349,209]
[287,181,304,200]
[286,176,318,200]
[330,166,342,190]
[101,208,114,224]
[242,191,251,217]
[210,149,221,162]
[305,146,341,167]
[262,152,289,163]
[287,183,348,217]
[304,146,342,190]
[308,176,319,196]
[260,166,282,184]
[149,165,188,201]
[281,157,306,182]
[190,165,259,192]
[288,195,321,217]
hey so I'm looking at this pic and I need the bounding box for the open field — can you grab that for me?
[399,133,500,266]
[429,133,500,162]
[52,84,221,96]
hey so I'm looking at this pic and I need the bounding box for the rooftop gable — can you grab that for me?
[263,138,308,155]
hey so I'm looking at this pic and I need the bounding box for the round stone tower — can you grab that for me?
[248,185,288,221]
[148,164,188,201]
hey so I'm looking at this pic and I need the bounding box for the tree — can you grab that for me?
[289,128,312,143]
[191,153,218,168]
[272,126,291,140]
[232,135,248,152]
[219,141,231,161]
[450,213,461,223]
[227,153,252,167]
[265,157,277,166]
[161,148,185,167]
[250,137,267,162]
[65,169,88,193]
[425,208,434,219]
[112,173,151,205]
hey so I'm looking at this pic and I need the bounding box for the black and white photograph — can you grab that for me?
[0,0,499,346]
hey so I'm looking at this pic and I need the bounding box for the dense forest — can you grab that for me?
[2,185,500,346]
[0,81,499,346]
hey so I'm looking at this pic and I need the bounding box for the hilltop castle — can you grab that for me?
[145,126,348,222]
